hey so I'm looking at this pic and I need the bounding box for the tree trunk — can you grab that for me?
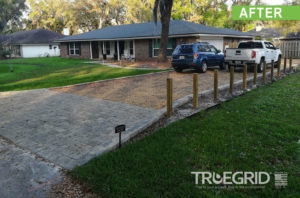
[99,18,103,29]
[158,0,173,63]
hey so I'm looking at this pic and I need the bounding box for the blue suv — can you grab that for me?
[171,42,225,73]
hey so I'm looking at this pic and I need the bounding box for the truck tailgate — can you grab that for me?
[225,49,253,61]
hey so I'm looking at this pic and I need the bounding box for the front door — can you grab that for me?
[92,41,99,59]
[119,41,125,57]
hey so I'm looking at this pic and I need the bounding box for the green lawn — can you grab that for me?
[71,72,300,198]
[0,57,160,91]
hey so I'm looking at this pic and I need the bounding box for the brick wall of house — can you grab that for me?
[60,41,91,59]
[134,37,199,61]
[135,39,150,61]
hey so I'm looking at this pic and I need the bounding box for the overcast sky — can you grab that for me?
[227,0,291,7]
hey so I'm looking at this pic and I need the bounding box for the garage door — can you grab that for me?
[200,37,224,52]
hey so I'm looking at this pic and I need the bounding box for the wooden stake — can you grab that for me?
[283,57,287,73]
[243,64,247,90]
[289,57,292,72]
[277,58,281,78]
[263,61,266,84]
[214,69,218,101]
[271,60,274,81]
[167,78,173,118]
[253,63,257,85]
[193,74,198,108]
[229,66,234,95]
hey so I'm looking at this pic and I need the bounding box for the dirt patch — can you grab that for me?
[105,59,172,69]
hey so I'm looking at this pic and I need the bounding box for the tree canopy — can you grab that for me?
[1,0,298,36]
[0,0,26,33]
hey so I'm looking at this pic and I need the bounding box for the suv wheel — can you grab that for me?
[219,62,225,70]
[257,59,264,73]
[174,67,182,72]
[198,61,207,73]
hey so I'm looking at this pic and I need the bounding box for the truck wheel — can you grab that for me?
[198,61,207,73]
[257,59,264,73]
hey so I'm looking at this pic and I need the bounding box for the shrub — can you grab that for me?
[0,47,12,59]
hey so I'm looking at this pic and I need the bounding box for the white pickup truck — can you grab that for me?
[224,41,282,72]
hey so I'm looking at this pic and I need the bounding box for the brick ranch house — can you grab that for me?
[56,20,254,61]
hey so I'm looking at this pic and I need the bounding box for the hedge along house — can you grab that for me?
[56,20,254,61]
[0,29,65,58]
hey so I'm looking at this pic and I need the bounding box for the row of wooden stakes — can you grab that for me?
[166,57,295,118]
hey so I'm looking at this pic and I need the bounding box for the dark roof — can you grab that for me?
[280,37,300,40]
[247,28,283,38]
[57,20,254,42]
[286,31,300,38]
[1,29,65,45]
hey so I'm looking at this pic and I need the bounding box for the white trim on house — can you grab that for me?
[90,41,93,59]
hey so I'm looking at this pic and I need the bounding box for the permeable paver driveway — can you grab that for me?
[52,68,278,109]
[0,89,159,169]
[0,88,160,197]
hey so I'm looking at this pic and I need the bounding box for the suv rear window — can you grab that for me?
[175,45,194,54]
[238,42,263,49]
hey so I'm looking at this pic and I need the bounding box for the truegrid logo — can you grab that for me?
[274,172,288,188]
[191,171,288,189]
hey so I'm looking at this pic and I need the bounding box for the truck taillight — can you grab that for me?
[252,51,256,58]
[193,53,199,59]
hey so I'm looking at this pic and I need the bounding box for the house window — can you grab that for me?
[153,39,173,57]
[130,40,134,55]
[105,41,110,55]
[69,42,80,55]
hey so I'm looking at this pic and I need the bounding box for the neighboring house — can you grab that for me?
[0,29,65,58]
[247,27,283,46]
[56,20,254,61]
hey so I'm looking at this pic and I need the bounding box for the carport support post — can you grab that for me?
[271,60,274,81]
[283,57,287,73]
[167,78,173,118]
[263,61,266,84]
[117,40,120,61]
[214,69,218,101]
[229,66,234,95]
[277,59,281,78]
[253,64,257,85]
[289,57,292,72]
[243,64,247,90]
[193,74,198,108]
